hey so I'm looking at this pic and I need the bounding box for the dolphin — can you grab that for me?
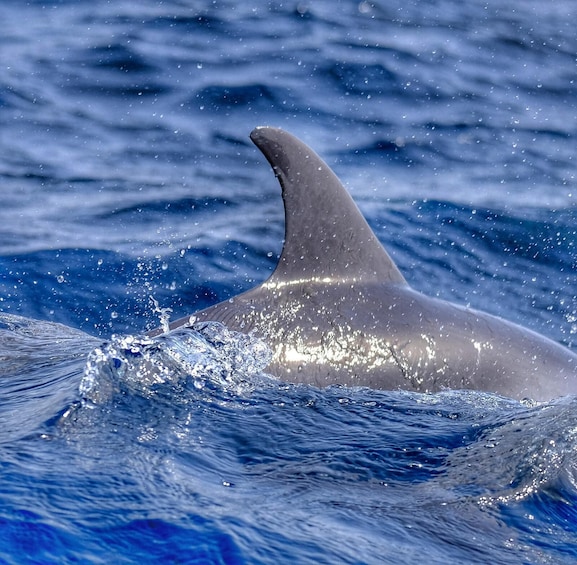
[151,126,577,401]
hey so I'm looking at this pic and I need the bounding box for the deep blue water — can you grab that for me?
[1,0,577,563]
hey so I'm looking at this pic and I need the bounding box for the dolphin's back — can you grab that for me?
[193,279,577,400]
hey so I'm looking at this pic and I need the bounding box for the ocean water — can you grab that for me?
[1,0,577,563]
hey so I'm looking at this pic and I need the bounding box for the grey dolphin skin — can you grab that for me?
[153,126,577,401]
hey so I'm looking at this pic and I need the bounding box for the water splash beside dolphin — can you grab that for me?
[150,127,577,401]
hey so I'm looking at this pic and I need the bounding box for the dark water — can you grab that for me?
[1,0,577,563]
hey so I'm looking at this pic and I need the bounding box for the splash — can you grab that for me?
[148,295,173,334]
[79,321,272,405]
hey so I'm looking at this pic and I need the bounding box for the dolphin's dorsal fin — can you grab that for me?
[250,127,407,286]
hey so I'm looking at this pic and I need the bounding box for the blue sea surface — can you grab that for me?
[1,0,577,563]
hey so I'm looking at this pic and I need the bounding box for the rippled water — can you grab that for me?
[1,0,577,563]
